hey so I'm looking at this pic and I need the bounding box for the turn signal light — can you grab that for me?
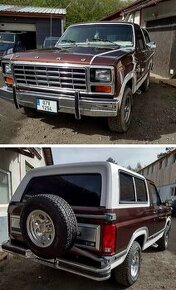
[94,85,112,93]
[5,76,14,86]
[102,224,116,255]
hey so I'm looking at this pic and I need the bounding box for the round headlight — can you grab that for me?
[5,63,12,74]
[95,69,111,82]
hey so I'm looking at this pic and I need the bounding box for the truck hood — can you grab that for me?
[8,46,132,66]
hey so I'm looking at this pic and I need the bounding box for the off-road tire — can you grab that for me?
[141,72,150,92]
[108,87,133,133]
[157,225,171,251]
[112,241,141,287]
[20,194,77,259]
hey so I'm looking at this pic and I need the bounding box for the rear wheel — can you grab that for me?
[112,241,141,287]
[20,194,77,259]
[108,87,133,133]
[141,72,150,92]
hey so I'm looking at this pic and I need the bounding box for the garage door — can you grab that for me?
[0,22,36,32]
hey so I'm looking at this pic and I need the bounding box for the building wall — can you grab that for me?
[140,150,176,201]
[123,0,176,78]
[0,149,46,244]
[0,16,62,48]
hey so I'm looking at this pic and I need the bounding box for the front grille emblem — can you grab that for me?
[35,56,39,59]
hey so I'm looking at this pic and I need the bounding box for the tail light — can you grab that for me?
[102,224,116,255]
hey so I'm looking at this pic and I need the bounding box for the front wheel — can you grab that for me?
[108,87,133,133]
[112,241,141,287]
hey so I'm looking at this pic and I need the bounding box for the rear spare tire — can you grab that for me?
[20,194,77,259]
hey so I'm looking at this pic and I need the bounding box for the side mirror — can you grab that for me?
[146,41,156,50]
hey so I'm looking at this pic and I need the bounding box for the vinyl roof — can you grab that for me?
[0,4,66,16]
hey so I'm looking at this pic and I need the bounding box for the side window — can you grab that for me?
[135,178,148,202]
[150,183,161,206]
[142,29,150,44]
[136,28,145,50]
[120,172,135,202]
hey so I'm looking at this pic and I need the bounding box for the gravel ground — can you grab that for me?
[0,218,176,290]
[0,76,176,144]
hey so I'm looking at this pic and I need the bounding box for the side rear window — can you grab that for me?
[120,172,135,202]
[135,178,148,202]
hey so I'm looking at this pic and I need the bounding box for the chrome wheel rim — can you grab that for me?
[131,250,140,278]
[123,96,131,123]
[26,210,55,248]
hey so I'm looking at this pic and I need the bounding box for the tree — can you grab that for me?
[106,157,118,164]
[127,162,142,172]
[0,0,133,27]
[157,147,174,159]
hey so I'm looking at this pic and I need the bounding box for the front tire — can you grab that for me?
[112,241,141,287]
[108,87,133,133]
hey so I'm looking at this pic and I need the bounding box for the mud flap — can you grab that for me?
[75,91,81,120]
[13,85,20,109]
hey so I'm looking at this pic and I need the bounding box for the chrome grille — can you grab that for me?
[13,64,87,91]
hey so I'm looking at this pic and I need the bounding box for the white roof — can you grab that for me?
[0,5,66,15]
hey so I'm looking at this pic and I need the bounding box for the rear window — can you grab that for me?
[120,172,135,202]
[23,173,102,207]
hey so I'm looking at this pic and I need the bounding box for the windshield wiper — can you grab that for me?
[91,38,120,46]
[60,39,76,44]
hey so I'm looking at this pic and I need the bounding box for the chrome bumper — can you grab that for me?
[0,86,119,118]
[2,240,111,281]
[0,86,14,102]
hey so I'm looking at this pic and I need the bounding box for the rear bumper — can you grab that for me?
[2,240,111,281]
[0,86,119,118]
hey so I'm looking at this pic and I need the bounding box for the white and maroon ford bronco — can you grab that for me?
[1,22,155,132]
[2,162,171,287]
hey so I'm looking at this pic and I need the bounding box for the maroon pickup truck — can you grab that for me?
[2,162,171,287]
[1,22,155,132]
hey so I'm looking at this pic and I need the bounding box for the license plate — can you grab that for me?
[36,99,57,113]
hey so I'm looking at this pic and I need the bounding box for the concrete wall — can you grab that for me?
[158,183,176,202]
[0,149,47,245]
[140,150,176,201]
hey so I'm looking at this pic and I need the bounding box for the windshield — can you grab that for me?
[0,33,15,44]
[56,24,134,48]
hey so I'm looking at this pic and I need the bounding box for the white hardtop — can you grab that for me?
[11,161,148,209]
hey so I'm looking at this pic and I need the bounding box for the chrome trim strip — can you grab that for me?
[75,213,116,221]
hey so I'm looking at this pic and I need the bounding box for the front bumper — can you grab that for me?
[2,240,111,281]
[0,86,119,118]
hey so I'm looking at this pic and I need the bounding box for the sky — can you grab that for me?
[52,146,170,169]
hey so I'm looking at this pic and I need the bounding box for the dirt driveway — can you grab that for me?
[0,76,176,144]
[0,218,176,290]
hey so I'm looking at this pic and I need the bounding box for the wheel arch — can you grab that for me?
[118,73,136,107]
